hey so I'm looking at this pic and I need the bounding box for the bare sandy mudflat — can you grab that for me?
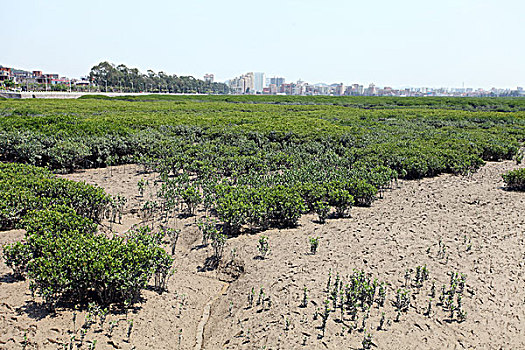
[1,160,524,349]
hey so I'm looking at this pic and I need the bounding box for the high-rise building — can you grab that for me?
[269,77,285,87]
[254,72,265,93]
[228,72,255,94]
[335,83,345,96]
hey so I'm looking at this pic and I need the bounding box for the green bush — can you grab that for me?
[326,187,354,217]
[314,201,330,223]
[345,180,378,207]
[502,168,525,191]
[3,208,173,308]
[295,183,326,212]
[264,185,307,228]
[2,241,31,278]
[215,189,249,234]
[0,163,111,229]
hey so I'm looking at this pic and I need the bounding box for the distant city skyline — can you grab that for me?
[223,70,523,97]
[2,62,523,97]
[3,0,524,89]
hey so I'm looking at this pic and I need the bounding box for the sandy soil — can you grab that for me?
[1,161,524,349]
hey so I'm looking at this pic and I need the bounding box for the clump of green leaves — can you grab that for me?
[197,216,218,246]
[362,331,373,350]
[258,235,269,259]
[502,168,525,191]
[309,236,320,254]
[314,201,330,223]
[137,178,149,197]
[393,288,410,321]
[212,232,227,263]
[3,207,173,308]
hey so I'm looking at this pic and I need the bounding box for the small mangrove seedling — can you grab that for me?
[309,236,320,254]
[425,299,432,317]
[438,285,446,306]
[350,302,358,321]
[377,283,386,307]
[248,287,255,307]
[361,309,369,331]
[362,331,373,350]
[393,288,410,321]
[320,300,330,337]
[72,311,77,333]
[108,320,118,337]
[457,309,467,322]
[394,289,410,312]
[334,272,341,294]
[404,269,412,288]
[197,217,217,246]
[257,288,264,306]
[127,319,134,342]
[378,312,385,330]
[458,274,467,294]
[430,281,436,298]
[212,232,227,263]
[326,269,332,292]
[258,236,269,259]
[414,266,422,287]
[300,286,308,308]
[165,228,181,255]
[137,178,148,197]
[68,335,76,350]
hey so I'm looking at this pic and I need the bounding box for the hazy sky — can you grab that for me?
[3,0,524,88]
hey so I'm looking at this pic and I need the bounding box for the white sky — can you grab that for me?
[3,0,524,89]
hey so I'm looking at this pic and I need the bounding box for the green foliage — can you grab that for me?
[2,241,31,278]
[258,236,269,259]
[502,168,525,191]
[345,180,378,207]
[1,97,524,234]
[264,185,306,228]
[180,185,201,215]
[314,201,330,224]
[88,61,229,94]
[211,232,227,262]
[326,187,354,217]
[0,163,111,229]
[3,208,173,308]
[309,237,320,254]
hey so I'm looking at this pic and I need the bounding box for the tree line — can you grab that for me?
[88,61,229,94]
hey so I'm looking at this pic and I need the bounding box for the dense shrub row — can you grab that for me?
[80,94,525,112]
[0,163,111,229]
[0,97,523,233]
[3,207,173,308]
